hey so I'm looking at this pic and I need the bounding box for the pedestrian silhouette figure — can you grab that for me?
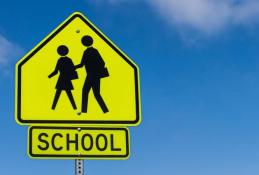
[76,35,109,114]
[48,45,78,110]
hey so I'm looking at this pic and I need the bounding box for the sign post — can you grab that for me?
[15,11,141,173]
[76,159,84,175]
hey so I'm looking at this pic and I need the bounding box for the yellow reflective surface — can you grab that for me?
[29,126,130,159]
[16,12,141,125]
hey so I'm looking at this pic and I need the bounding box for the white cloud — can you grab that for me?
[0,34,22,66]
[95,0,140,3]
[100,0,259,34]
[233,1,259,24]
[149,0,259,34]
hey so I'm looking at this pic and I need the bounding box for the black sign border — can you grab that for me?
[29,126,130,158]
[17,12,140,125]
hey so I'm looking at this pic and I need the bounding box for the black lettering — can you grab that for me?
[52,133,63,151]
[96,134,108,151]
[66,134,79,151]
[38,133,49,151]
[81,134,93,151]
[111,134,121,151]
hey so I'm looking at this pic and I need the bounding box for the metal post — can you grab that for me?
[75,159,84,175]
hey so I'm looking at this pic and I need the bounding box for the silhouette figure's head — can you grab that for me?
[57,45,69,56]
[81,35,93,47]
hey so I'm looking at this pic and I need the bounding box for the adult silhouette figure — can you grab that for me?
[48,45,77,110]
[76,35,109,114]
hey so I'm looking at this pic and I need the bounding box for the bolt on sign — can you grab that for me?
[16,12,141,125]
[15,12,141,159]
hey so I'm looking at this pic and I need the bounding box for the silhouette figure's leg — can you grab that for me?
[92,78,109,113]
[52,89,62,110]
[82,77,91,113]
[66,90,77,110]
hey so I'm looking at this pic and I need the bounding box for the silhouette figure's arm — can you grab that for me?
[75,63,84,69]
[48,61,60,78]
[75,52,86,69]
[48,69,58,78]
[96,50,105,67]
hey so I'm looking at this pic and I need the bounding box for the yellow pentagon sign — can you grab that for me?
[16,12,141,125]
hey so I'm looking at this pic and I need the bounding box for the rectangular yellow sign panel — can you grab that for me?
[29,126,129,159]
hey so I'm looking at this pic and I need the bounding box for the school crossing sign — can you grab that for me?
[15,12,141,159]
[16,12,141,125]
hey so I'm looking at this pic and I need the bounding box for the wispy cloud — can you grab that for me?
[0,34,22,65]
[98,0,259,35]
[0,34,23,77]
[149,0,259,34]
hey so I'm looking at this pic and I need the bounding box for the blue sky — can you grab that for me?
[1,0,259,175]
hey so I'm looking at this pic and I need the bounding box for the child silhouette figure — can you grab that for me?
[48,45,77,110]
